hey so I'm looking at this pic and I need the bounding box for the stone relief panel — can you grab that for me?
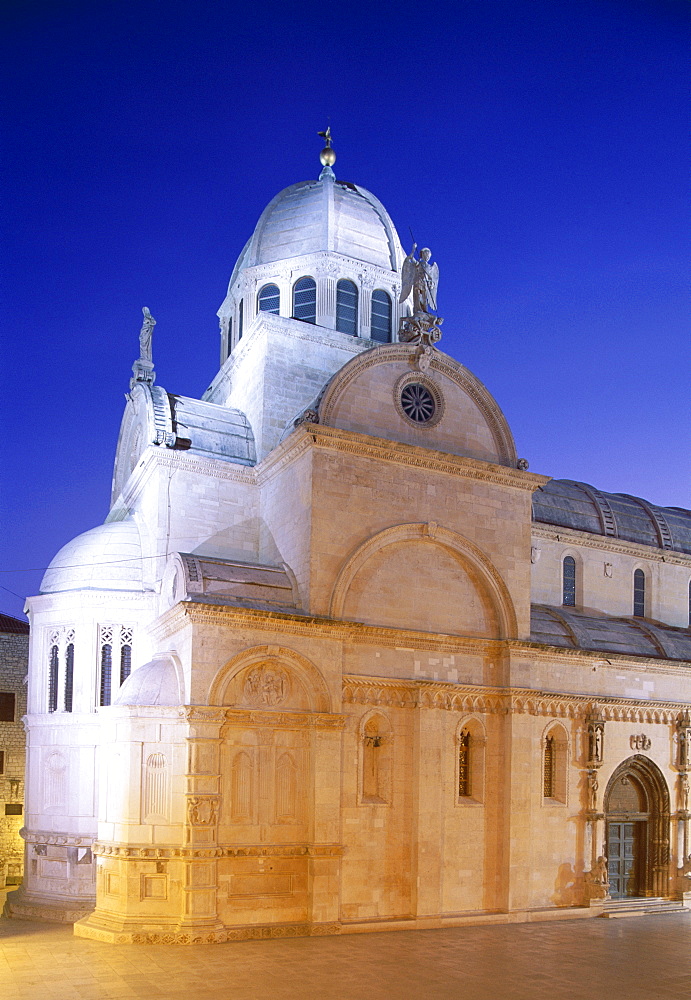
[221,660,311,712]
[142,752,169,824]
[219,732,308,833]
[42,751,67,813]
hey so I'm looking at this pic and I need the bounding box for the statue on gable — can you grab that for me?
[130,306,156,389]
[139,306,156,363]
[398,244,443,369]
[400,243,439,315]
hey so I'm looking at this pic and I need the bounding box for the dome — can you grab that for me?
[228,168,405,284]
[113,656,181,707]
[40,518,144,594]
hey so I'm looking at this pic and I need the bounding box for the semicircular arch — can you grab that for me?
[329,522,517,639]
[208,645,331,714]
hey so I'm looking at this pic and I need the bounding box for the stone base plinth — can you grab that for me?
[4,886,94,924]
[74,915,341,945]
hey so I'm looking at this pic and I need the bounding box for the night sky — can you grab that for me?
[2,0,689,617]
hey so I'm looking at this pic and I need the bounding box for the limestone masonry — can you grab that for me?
[8,150,691,943]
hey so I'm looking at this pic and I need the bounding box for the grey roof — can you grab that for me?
[170,395,255,465]
[531,604,691,661]
[175,553,298,613]
[532,479,691,555]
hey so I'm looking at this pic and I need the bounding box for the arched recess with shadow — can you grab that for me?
[329,523,517,639]
[208,645,331,714]
[604,755,670,898]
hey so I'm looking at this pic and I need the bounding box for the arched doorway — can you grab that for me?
[604,755,670,898]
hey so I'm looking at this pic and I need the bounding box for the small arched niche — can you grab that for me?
[542,722,569,805]
[359,711,393,805]
[456,717,487,805]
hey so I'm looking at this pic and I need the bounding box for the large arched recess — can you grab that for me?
[604,755,671,898]
[329,523,517,639]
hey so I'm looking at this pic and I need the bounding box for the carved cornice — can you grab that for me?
[93,842,344,859]
[305,424,546,491]
[342,675,691,723]
[148,603,691,675]
[220,708,345,731]
[531,523,691,567]
[21,829,96,847]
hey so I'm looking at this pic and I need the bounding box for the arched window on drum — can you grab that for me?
[292,277,316,324]
[370,289,392,342]
[258,283,280,315]
[336,279,358,336]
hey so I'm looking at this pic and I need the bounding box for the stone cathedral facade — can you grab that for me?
[9,147,691,943]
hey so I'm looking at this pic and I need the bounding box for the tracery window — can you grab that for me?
[47,627,75,713]
[292,277,316,324]
[258,283,280,315]
[64,643,74,713]
[562,556,576,607]
[98,625,133,707]
[633,569,645,618]
[336,279,358,335]
[370,289,392,342]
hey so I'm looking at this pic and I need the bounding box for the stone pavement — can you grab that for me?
[1,913,691,1000]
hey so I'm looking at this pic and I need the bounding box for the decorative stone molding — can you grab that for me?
[531,522,691,567]
[342,675,690,723]
[92,842,344,860]
[21,829,95,848]
[630,734,652,751]
[124,921,342,945]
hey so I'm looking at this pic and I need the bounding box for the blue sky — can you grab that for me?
[1,0,689,616]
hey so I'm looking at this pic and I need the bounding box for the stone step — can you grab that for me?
[600,897,690,918]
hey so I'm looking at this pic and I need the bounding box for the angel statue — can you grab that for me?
[139,306,156,363]
[399,243,439,315]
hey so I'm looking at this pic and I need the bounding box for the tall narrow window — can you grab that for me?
[562,556,576,606]
[370,289,392,342]
[100,644,112,707]
[258,283,280,314]
[458,730,471,797]
[48,645,59,713]
[292,277,316,323]
[64,643,74,713]
[0,751,4,774]
[688,580,690,627]
[544,736,555,798]
[633,569,645,617]
[336,279,358,335]
[237,298,244,341]
[120,644,131,686]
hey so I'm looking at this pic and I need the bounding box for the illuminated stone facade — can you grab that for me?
[9,159,691,941]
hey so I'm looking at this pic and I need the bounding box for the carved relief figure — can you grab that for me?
[187,796,218,827]
[242,664,288,708]
[587,769,599,811]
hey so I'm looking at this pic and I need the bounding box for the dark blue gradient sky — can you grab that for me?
[2,0,689,616]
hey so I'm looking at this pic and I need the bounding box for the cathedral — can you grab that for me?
[9,138,691,943]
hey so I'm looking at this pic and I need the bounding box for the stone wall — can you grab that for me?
[0,627,28,889]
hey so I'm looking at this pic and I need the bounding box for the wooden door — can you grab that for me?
[607,822,643,898]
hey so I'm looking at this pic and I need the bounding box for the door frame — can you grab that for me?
[603,754,670,898]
